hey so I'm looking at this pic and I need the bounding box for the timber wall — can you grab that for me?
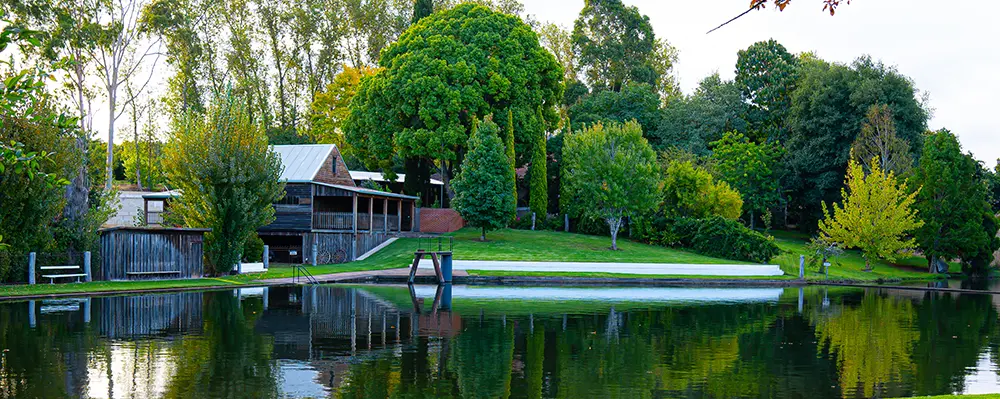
[304,232,391,263]
[418,208,465,233]
[98,227,207,281]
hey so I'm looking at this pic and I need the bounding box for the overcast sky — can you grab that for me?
[524,0,1000,165]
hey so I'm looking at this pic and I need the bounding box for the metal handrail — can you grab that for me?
[292,264,319,285]
[416,236,454,252]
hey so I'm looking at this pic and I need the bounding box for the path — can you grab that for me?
[411,259,784,276]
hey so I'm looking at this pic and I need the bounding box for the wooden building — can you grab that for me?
[259,144,419,264]
[98,226,209,281]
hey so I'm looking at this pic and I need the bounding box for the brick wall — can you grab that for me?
[313,146,356,186]
[419,208,465,233]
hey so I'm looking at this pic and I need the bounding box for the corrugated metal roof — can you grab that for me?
[313,182,420,200]
[349,171,444,185]
[271,144,335,182]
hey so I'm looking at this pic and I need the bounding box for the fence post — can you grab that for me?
[263,245,269,269]
[798,255,805,280]
[312,242,318,267]
[28,300,35,328]
[531,212,536,231]
[564,214,569,232]
[83,251,92,282]
[28,252,36,285]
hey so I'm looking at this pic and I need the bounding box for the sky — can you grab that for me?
[523,0,1000,164]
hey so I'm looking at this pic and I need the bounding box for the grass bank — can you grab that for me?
[890,395,1000,399]
[768,230,953,283]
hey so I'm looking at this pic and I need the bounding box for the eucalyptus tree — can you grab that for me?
[571,0,657,92]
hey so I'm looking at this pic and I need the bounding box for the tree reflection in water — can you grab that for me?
[0,285,999,398]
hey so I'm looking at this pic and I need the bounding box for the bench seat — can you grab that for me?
[126,271,181,275]
[41,273,87,278]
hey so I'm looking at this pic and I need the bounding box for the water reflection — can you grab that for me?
[1,285,1000,398]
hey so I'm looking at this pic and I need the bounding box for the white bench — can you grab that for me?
[39,265,87,284]
[125,271,181,279]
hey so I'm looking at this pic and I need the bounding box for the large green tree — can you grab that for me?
[451,116,515,241]
[345,4,563,206]
[735,39,798,143]
[912,129,999,275]
[562,120,660,250]
[785,55,928,230]
[661,160,743,220]
[567,82,661,141]
[163,93,285,274]
[711,131,782,228]
[571,0,657,92]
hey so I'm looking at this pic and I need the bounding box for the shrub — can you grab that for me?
[633,216,779,263]
[242,234,265,263]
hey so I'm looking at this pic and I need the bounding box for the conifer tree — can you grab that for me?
[529,107,548,217]
[452,116,516,241]
[504,109,517,210]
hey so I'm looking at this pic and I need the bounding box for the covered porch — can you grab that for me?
[310,183,417,233]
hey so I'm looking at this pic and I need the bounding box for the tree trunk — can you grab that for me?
[133,108,143,191]
[440,160,450,208]
[864,257,872,272]
[609,216,621,251]
[750,210,755,230]
[481,226,486,242]
[106,89,116,191]
[63,63,90,232]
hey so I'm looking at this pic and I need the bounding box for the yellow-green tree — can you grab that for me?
[661,160,743,220]
[308,65,380,149]
[819,157,922,271]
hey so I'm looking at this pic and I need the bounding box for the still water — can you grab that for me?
[2,284,1000,398]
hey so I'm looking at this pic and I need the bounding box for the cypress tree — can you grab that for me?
[452,115,516,241]
[529,107,548,217]
[504,109,517,209]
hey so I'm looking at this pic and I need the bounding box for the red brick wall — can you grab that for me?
[313,146,356,186]
[419,208,465,233]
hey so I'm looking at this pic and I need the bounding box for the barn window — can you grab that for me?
[332,157,337,174]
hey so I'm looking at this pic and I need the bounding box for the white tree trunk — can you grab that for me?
[106,90,116,191]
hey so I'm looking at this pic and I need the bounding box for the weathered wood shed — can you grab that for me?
[98,227,210,281]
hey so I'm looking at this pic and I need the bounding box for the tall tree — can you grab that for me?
[528,107,547,217]
[912,129,998,275]
[86,0,164,190]
[562,121,660,250]
[568,82,661,141]
[345,4,563,207]
[661,160,743,220]
[785,55,928,230]
[503,109,516,207]
[451,116,515,241]
[851,104,913,176]
[735,39,798,142]
[309,65,379,148]
[412,0,433,23]
[163,93,285,274]
[819,157,923,272]
[572,0,657,92]
[711,131,782,229]
[537,22,577,84]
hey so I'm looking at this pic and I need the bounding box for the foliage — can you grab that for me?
[785,56,928,230]
[119,139,166,189]
[734,39,798,142]
[819,157,923,271]
[163,93,285,275]
[710,131,782,228]
[528,107,548,217]
[451,116,516,241]
[911,129,999,275]
[537,22,577,83]
[804,236,844,271]
[571,0,657,92]
[412,0,433,23]
[345,4,563,193]
[632,216,779,263]
[561,120,660,250]
[308,65,380,150]
[568,82,661,139]
[656,74,748,154]
[851,103,913,176]
[503,109,516,208]
[661,160,743,220]
[241,233,264,263]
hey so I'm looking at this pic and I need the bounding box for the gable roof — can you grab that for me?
[271,144,336,183]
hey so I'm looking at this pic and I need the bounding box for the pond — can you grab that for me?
[2,284,1000,398]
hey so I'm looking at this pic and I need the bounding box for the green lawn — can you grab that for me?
[0,278,244,298]
[769,230,950,282]
[447,228,745,264]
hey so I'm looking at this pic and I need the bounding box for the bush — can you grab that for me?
[242,234,265,263]
[511,213,568,232]
[633,216,779,263]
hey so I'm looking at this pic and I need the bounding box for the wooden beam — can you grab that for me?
[352,193,358,235]
[397,199,402,232]
[369,196,374,232]
[383,198,388,233]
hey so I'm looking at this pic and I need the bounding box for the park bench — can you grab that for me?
[39,265,87,284]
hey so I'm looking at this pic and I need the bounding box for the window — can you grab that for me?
[332,157,337,174]
[276,195,301,205]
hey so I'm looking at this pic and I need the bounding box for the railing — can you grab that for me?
[313,212,353,230]
[292,264,319,285]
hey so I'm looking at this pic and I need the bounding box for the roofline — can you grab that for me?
[308,145,336,182]
[311,181,420,200]
[99,226,212,233]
